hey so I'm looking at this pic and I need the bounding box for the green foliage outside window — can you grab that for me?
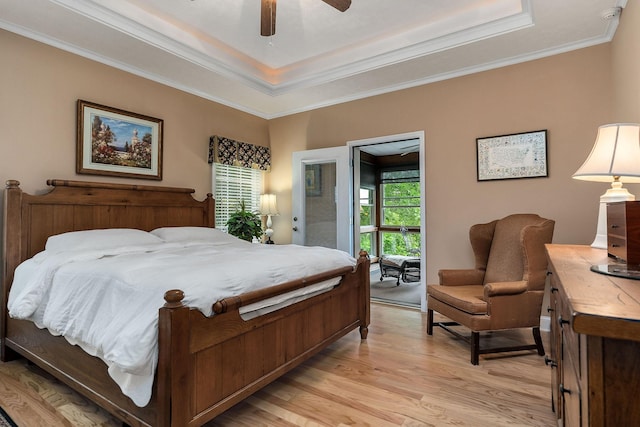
[382,182,420,227]
[359,232,375,256]
[358,170,422,257]
[381,231,421,256]
[381,172,421,256]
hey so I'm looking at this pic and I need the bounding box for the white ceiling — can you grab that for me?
[0,0,626,119]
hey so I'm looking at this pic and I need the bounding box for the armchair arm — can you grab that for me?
[484,280,528,298]
[439,269,485,286]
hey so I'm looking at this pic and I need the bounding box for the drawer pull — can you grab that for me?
[550,287,558,294]
[558,316,570,327]
[547,306,554,313]
[611,224,620,229]
[611,244,620,248]
[559,384,572,395]
[544,356,557,368]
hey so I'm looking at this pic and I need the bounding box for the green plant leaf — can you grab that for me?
[226,201,263,242]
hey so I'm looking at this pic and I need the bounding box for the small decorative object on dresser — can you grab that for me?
[606,200,640,263]
[76,99,163,180]
[589,200,640,279]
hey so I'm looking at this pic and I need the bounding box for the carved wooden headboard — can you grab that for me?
[2,179,214,302]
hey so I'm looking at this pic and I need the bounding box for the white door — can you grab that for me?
[292,146,352,255]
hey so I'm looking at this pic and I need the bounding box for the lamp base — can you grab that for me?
[591,182,635,249]
[264,225,274,244]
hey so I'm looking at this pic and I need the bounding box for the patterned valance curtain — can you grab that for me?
[208,135,271,171]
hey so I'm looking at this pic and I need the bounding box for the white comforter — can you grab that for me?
[8,239,356,407]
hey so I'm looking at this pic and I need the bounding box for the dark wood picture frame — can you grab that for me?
[77,99,163,180]
[476,129,548,181]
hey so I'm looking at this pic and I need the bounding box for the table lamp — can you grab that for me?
[572,123,640,248]
[260,194,278,244]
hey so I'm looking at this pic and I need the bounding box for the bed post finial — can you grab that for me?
[163,289,185,308]
[205,193,215,227]
[5,180,20,189]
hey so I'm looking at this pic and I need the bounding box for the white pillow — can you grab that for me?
[45,228,163,253]
[150,226,243,244]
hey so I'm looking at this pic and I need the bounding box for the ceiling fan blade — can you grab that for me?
[399,144,420,156]
[261,0,276,36]
[320,0,351,12]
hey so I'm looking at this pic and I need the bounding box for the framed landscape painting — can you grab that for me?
[76,99,163,180]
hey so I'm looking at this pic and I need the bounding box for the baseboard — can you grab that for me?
[540,315,550,332]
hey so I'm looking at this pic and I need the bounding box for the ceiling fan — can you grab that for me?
[261,0,351,36]
[399,144,420,156]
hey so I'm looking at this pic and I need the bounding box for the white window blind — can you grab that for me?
[213,163,263,231]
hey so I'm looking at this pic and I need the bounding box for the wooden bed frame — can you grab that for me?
[1,179,370,427]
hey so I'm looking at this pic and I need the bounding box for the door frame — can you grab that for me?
[348,131,427,311]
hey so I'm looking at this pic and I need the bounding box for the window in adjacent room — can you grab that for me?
[359,187,377,257]
[213,163,263,232]
[380,168,421,256]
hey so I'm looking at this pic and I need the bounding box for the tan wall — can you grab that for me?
[612,0,640,121]
[0,29,269,202]
[268,44,623,284]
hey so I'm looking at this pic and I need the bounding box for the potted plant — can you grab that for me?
[226,201,263,242]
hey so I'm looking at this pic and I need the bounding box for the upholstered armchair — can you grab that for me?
[426,214,555,365]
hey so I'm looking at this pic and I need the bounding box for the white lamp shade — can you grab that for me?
[259,194,278,216]
[573,123,640,183]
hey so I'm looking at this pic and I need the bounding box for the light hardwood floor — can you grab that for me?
[0,303,556,426]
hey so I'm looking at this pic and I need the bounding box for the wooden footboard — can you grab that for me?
[157,252,369,427]
[2,179,370,426]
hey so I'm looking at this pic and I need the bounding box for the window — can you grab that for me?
[381,169,420,227]
[380,169,421,256]
[213,163,263,231]
[360,188,374,227]
[359,187,377,256]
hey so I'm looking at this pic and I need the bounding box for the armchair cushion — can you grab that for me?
[426,284,487,315]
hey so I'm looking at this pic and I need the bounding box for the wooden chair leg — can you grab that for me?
[426,308,434,335]
[533,327,545,356]
[471,331,480,365]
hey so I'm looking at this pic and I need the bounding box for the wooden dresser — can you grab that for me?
[545,244,640,426]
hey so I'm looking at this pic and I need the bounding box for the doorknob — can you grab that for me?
[293,217,298,221]
[292,226,298,231]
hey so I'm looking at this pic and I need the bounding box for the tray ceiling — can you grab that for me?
[0,0,626,118]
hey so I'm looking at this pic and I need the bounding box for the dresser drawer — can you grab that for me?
[558,295,580,377]
[561,350,582,427]
[607,202,627,238]
[607,235,627,260]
